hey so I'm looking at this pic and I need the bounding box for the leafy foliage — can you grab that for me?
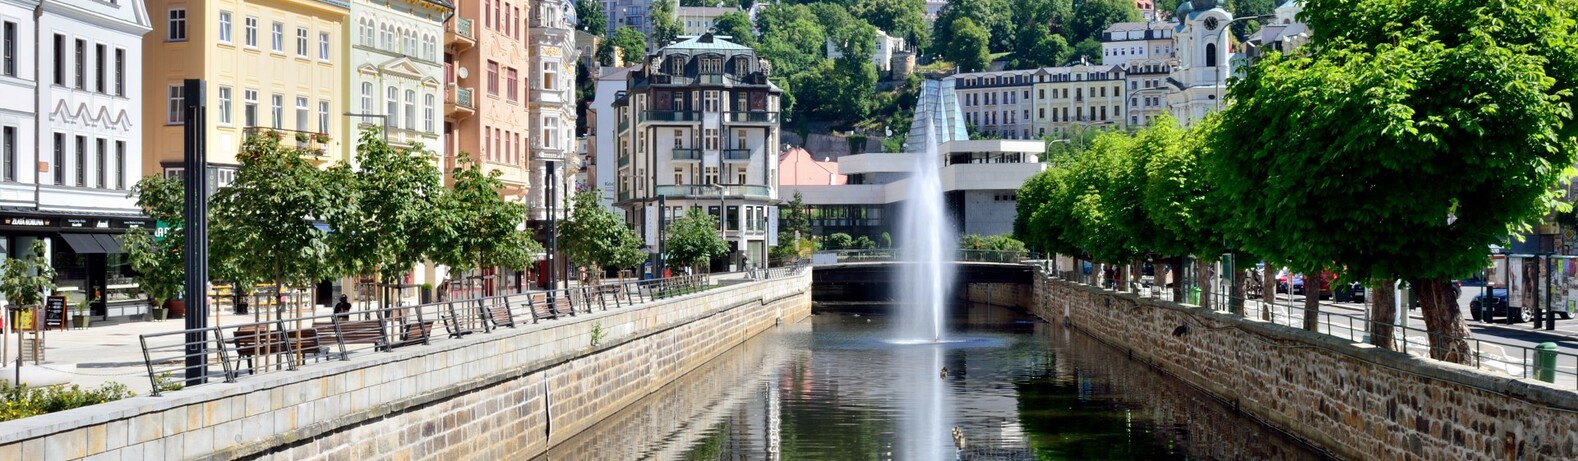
[1,240,55,307]
[575,0,607,36]
[852,0,930,49]
[323,127,446,287]
[209,132,337,290]
[711,11,756,47]
[561,189,646,279]
[649,0,684,47]
[665,208,728,270]
[0,382,134,422]
[123,174,186,307]
[946,18,992,72]
[429,153,542,276]
[601,26,647,66]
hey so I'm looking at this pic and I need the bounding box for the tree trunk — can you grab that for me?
[1229,266,1246,316]
[1197,258,1216,310]
[1413,278,1473,364]
[1370,278,1397,351]
[1261,268,1277,321]
[1169,257,1185,303]
[1130,260,1142,294]
[1302,267,1321,332]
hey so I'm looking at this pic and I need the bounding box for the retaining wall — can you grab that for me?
[1034,274,1578,461]
[0,271,813,460]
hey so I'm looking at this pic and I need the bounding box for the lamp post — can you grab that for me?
[710,183,726,270]
[1213,14,1277,112]
[547,161,558,292]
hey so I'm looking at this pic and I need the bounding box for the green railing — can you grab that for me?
[672,148,702,160]
[653,184,772,199]
[722,149,751,161]
[640,111,701,123]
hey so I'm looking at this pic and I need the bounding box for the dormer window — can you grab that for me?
[700,57,723,74]
[733,56,750,75]
[667,55,686,75]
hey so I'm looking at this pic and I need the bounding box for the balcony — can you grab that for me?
[639,111,700,123]
[723,111,778,124]
[445,85,475,121]
[721,149,751,162]
[672,148,702,161]
[618,117,630,133]
[242,127,331,160]
[618,155,629,167]
[653,184,773,200]
[446,18,476,51]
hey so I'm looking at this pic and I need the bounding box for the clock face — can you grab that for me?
[1204,17,1220,30]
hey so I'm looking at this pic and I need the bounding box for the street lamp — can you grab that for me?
[1213,14,1277,112]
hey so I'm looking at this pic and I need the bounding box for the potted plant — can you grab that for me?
[2,240,56,330]
[294,132,309,145]
[70,293,92,329]
[420,283,434,304]
[311,132,330,145]
[149,300,168,321]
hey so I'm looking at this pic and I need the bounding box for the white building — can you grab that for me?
[4,0,152,316]
[946,68,1037,140]
[611,34,783,269]
[1102,21,1174,127]
[592,66,632,212]
[675,6,735,36]
[528,0,579,225]
[348,0,450,160]
[1165,0,1233,126]
[826,28,906,73]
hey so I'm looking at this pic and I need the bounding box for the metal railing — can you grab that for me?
[672,148,702,160]
[640,111,701,123]
[653,184,772,199]
[1039,266,1578,390]
[721,149,751,161]
[136,267,804,396]
[724,111,778,123]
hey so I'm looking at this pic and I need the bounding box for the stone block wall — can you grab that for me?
[0,272,812,460]
[1033,275,1578,461]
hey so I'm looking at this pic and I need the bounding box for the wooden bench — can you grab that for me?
[388,308,433,347]
[441,301,483,338]
[485,297,516,329]
[528,293,558,321]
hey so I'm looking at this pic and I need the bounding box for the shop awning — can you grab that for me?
[59,233,105,253]
[94,234,123,253]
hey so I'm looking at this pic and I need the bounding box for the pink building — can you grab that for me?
[778,147,845,186]
[447,0,532,200]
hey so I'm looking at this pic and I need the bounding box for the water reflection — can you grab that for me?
[532,306,1328,461]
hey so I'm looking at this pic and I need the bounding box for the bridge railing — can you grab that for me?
[821,249,1046,264]
[137,265,807,396]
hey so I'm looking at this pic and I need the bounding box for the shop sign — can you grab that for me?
[64,218,91,228]
[154,220,179,242]
[3,217,51,227]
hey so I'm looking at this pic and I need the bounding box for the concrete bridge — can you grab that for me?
[810,250,1039,305]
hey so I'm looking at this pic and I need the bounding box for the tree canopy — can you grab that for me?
[602,26,647,67]
[946,18,992,72]
[649,0,684,47]
[665,208,728,270]
[428,153,543,277]
[711,11,756,47]
[561,190,647,278]
[210,131,337,291]
[323,127,446,285]
[575,0,607,36]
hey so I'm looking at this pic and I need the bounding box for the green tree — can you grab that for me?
[561,189,646,282]
[1011,25,1071,68]
[2,240,55,308]
[756,3,827,77]
[649,0,684,47]
[1071,37,1103,64]
[1207,0,1578,363]
[1069,0,1140,43]
[945,18,991,72]
[826,232,854,250]
[665,208,728,272]
[323,127,446,306]
[932,0,1012,55]
[429,153,543,287]
[1224,0,1275,36]
[853,0,930,49]
[711,11,756,47]
[122,175,187,311]
[602,26,648,66]
[576,0,608,36]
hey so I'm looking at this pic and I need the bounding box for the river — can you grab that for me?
[534,305,1330,460]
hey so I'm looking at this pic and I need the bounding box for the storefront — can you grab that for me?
[0,212,151,319]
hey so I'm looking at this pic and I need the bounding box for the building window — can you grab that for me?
[543,117,558,148]
[94,44,106,93]
[75,136,85,186]
[96,138,106,188]
[319,100,330,134]
[167,85,184,124]
[360,82,372,113]
[296,28,308,57]
[486,60,498,95]
[700,57,721,74]
[295,96,309,132]
[506,68,518,100]
[244,89,258,126]
[673,129,683,148]
[386,87,398,128]
[218,86,233,125]
[52,35,63,85]
[359,19,373,47]
[543,61,557,90]
[319,32,330,60]
[2,21,15,77]
[114,49,125,96]
[404,90,415,129]
[704,166,717,185]
[218,11,233,43]
[74,39,85,89]
[271,22,283,53]
[704,129,718,150]
[0,126,13,182]
[271,93,283,129]
[483,128,490,159]
[53,133,64,185]
[168,9,187,41]
[424,94,435,133]
[244,17,258,48]
[735,130,746,149]
[115,141,126,189]
[704,91,718,112]
[1205,43,1218,67]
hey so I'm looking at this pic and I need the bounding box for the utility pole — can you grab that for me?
[182,79,210,386]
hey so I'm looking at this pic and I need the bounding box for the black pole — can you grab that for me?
[182,79,210,386]
[657,195,666,278]
[546,161,557,292]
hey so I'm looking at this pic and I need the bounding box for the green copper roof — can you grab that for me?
[661,34,754,53]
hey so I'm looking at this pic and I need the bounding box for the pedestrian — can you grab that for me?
[333,295,352,322]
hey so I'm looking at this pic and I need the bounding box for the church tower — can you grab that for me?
[1165,0,1235,126]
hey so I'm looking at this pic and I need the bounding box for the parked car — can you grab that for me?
[1408,280,1463,308]
[1346,282,1367,303]
[1290,271,1337,299]
[1468,288,1572,323]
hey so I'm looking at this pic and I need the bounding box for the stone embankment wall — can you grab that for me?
[1034,275,1578,461]
[963,282,1033,310]
[0,272,812,460]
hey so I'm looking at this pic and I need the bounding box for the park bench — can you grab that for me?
[485,297,517,329]
[528,293,558,322]
[441,300,485,338]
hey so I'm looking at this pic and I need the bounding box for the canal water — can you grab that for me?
[534,306,1329,460]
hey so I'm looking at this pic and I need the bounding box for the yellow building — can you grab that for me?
[1030,59,1127,138]
[143,0,350,181]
